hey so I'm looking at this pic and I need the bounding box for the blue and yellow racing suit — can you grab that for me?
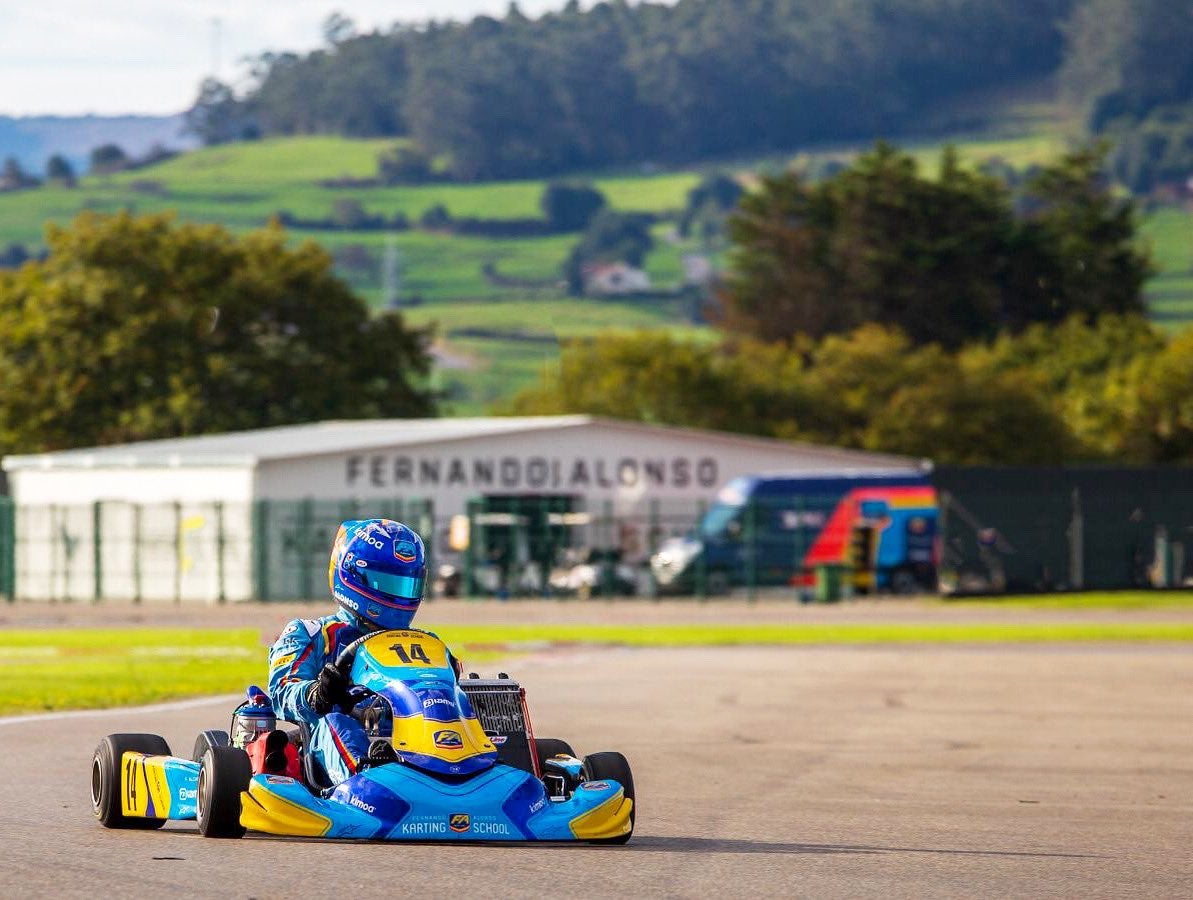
[267,609,370,786]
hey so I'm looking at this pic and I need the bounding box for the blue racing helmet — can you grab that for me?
[329,519,427,631]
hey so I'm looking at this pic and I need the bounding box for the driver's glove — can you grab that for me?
[306,662,349,715]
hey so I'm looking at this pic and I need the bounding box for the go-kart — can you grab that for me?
[90,628,634,843]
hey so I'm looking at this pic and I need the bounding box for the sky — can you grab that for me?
[0,1,582,117]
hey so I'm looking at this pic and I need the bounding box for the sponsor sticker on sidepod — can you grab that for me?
[580,781,611,791]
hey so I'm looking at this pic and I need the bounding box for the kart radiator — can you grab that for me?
[459,677,536,775]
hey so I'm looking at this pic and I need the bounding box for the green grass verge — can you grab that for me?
[3,619,1192,715]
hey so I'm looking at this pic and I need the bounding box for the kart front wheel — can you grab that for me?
[583,751,635,844]
[197,746,252,838]
[534,737,576,773]
[191,730,229,762]
[91,733,173,829]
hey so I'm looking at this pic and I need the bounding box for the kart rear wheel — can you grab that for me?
[91,733,172,829]
[191,730,229,762]
[582,751,635,844]
[534,737,576,772]
[197,746,252,839]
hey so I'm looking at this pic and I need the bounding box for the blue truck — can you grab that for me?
[649,471,937,594]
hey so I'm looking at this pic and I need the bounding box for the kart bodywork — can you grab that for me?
[92,629,634,843]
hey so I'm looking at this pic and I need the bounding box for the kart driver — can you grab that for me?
[267,518,430,786]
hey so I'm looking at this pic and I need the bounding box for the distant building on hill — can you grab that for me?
[582,262,651,296]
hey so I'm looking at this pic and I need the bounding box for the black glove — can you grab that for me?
[306,663,349,715]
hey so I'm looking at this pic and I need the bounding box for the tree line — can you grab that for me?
[188,0,1074,179]
[506,317,1193,465]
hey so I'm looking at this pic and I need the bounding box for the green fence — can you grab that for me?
[936,466,1193,593]
[0,491,843,603]
[0,497,14,601]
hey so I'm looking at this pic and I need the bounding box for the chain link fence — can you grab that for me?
[0,497,433,603]
[0,494,832,603]
[936,466,1193,593]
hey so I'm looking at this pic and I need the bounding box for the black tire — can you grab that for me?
[91,733,173,829]
[535,737,576,773]
[191,730,230,762]
[582,751,635,844]
[197,746,252,838]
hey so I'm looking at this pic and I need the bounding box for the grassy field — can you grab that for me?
[1,120,1190,413]
[4,614,1193,715]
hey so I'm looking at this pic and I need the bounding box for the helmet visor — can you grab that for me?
[359,569,426,601]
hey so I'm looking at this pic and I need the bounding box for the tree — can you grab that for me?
[864,365,1080,464]
[45,155,76,187]
[184,79,260,146]
[322,12,357,46]
[0,212,435,454]
[540,182,606,232]
[89,144,129,174]
[506,331,811,437]
[378,144,434,184]
[1008,146,1151,326]
[0,157,39,191]
[721,144,1149,347]
[679,174,744,240]
[1115,331,1193,461]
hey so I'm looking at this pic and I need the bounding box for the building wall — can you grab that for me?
[7,466,254,505]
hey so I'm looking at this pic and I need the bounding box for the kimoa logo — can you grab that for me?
[354,528,386,550]
[178,787,198,801]
[348,794,376,814]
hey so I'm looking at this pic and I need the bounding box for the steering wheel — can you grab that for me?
[333,632,376,681]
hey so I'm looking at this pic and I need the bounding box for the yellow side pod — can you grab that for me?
[568,791,634,841]
[239,781,333,837]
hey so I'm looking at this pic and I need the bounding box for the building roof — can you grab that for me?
[2,416,923,472]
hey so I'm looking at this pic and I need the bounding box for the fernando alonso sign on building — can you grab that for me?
[344,453,720,492]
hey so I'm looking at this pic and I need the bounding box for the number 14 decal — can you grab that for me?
[389,642,432,664]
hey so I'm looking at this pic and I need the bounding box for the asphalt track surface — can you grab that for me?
[2,602,1192,898]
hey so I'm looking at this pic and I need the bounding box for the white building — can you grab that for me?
[2,416,920,602]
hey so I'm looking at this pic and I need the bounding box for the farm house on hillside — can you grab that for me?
[582,262,651,296]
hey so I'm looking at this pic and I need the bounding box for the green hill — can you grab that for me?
[1,120,1190,412]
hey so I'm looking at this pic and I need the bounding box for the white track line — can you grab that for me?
[0,694,240,728]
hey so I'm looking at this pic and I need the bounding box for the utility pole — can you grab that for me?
[382,234,401,308]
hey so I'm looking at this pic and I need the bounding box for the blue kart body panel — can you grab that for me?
[241,762,628,841]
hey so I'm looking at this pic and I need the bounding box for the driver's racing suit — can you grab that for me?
[268,609,369,786]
